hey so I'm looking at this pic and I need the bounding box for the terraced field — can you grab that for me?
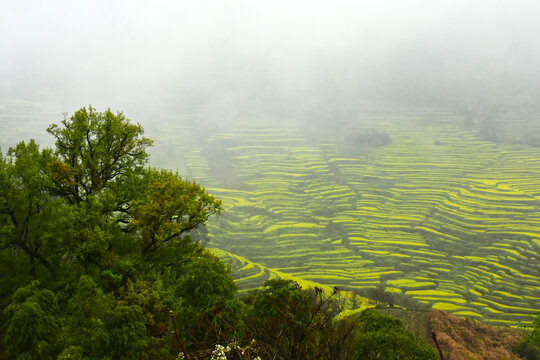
[148,106,540,328]
[2,100,537,327]
[0,99,59,148]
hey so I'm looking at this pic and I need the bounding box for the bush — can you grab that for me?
[353,309,438,360]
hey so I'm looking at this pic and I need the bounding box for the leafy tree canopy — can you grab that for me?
[0,107,225,358]
[353,309,438,360]
[46,106,153,204]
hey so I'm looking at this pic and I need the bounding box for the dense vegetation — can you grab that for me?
[1,106,537,359]
[0,107,230,358]
[0,107,446,359]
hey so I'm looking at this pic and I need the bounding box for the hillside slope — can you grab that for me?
[150,106,540,328]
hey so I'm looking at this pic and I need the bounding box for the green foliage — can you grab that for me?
[249,279,311,336]
[244,280,316,359]
[131,168,222,257]
[57,346,84,360]
[54,275,148,359]
[241,280,438,360]
[0,107,226,359]
[46,106,153,204]
[519,312,540,360]
[62,275,113,356]
[54,196,121,269]
[175,252,236,308]
[3,281,60,359]
[169,250,245,352]
[244,280,355,360]
[526,312,540,344]
[0,140,56,272]
[354,309,438,360]
[0,247,32,310]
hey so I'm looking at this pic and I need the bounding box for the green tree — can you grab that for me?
[60,275,148,359]
[353,308,438,360]
[130,168,222,257]
[3,281,60,360]
[0,140,56,272]
[174,251,243,350]
[246,280,311,359]
[47,106,152,205]
[0,107,227,359]
[246,280,356,360]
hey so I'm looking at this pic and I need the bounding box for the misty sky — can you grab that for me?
[2,0,540,116]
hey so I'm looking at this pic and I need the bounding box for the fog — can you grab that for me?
[2,0,540,125]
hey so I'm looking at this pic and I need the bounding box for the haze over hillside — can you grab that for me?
[3,4,540,359]
[1,0,540,331]
[2,0,540,121]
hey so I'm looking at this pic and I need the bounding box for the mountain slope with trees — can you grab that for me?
[0,107,534,359]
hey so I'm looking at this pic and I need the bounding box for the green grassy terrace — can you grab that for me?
[150,106,540,327]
